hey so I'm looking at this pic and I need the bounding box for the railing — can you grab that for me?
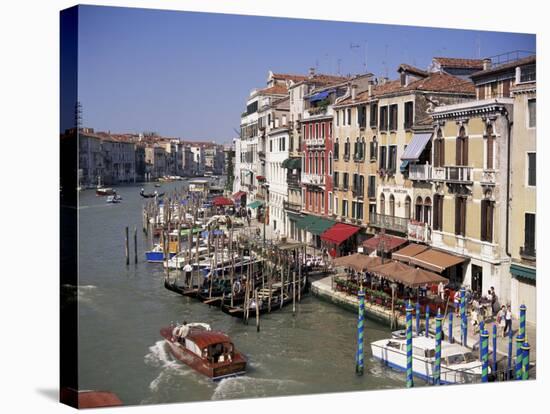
[284,201,302,212]
[302,173,325,186]
[305,138,325,147]
[446,166,473,183]
[407,220,431,243]
[432,167,446,181]
[480,170,496,185]
[369,212,409,234]
[409,164,432,181]
[287,175,301,188]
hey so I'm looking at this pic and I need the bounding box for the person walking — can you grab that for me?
[183,263,193,287]
[497,305,506,337]
[503,305,513,336]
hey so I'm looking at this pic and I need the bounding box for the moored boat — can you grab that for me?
[160,322,247,380]
[106,194,122,203]
[370,335,486,384]
[96,187,115,196]
[145,244,176,263]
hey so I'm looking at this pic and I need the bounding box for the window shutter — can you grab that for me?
[440,139,445,167]
[503,80,510,97]
[456,138,462,165]
[486,135,494,169]
[478,86,485,100]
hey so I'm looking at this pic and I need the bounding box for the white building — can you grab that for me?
[266,125,290,237]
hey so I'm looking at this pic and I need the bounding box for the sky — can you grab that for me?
[74,5,535,143]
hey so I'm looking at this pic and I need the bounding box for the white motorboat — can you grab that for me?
[370,334,486,384]
[164,246,209,269]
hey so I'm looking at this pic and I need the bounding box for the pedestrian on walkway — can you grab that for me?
[183,263,193,286]
[503,305,513,336]
[497,305,506,337]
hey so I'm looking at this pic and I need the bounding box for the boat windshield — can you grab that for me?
[446,352,477,365]
[207,342,234,363]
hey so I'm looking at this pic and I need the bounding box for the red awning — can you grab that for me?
[257,175,266,181]
[363,234,407,253]
[213,196,234,207]
[321,223,360,245]
[232,191,246,200]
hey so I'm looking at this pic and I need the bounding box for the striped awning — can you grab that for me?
[401,133,432,161]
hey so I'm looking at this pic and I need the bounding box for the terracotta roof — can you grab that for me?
[433,57,484,69]
[398,64,428,77]
[471,55,536,78]
[272,73,309,82]
[259,84,288,95]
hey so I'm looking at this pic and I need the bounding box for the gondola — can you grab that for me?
[163,278,199,298]
[140,188,165,198]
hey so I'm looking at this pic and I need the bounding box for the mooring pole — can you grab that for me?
[255,289,260,332]
[134,227,138,264]
[448,311,453,344]
[425,304,430,337]
[521,341,530,380]
[481,329,489,383]
[515,334,524,380]
[519,304,527,339]
[415,301,420,336]
[492,324,498,373]
[406,301,413,388]
[507,328,513,380]
[355,288,365,376]
[125,226,129,266]
[434,313,443,385]
[292,270,296,317]
[460,287,467,347]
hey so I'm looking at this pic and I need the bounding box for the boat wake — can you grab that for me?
[211,376,301,400]
[144,340,180,370]
[62,284,98,304]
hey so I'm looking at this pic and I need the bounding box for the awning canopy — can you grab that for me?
[401,133,432,161]
[510,264,536,281]
[180,227,203,236]
[309,217,336,236]
[308,90,330,102]
[212,196,234,207]
[370,260,449,287]
[321,223,360,245]
[409,248,466,273]
[392,243,430,263]
[256,175,266,181]
[333,253,379,272]
[363,234,407,253]
[282,158,302,170]
[247,200,264,209]
[233,191,246,200]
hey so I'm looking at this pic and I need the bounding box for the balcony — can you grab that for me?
[287,174,301,188]
[407,220,431,243]
[369,212,409,234]
[480,169,496,185]
[520,246,536,262]
[284,200,302,212]
[302,173,325,186]
[445,166,473,183]
[305,138,325,147]
[409,164,432,181]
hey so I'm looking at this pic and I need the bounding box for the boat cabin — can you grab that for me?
[174,327,236,364]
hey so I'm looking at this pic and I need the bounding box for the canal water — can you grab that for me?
[76,181,409,406]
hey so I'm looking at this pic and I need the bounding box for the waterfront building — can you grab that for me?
[189,145,205,176]
[429,53,535,306]
[78,130,104,187]
[145,145,167,179]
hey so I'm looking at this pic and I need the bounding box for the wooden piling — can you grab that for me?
[125,226,129,265]
[292,270,296,317]
[255,289,260,332]
[134,227,138,264]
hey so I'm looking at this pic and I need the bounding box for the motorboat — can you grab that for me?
[370,334,486,384]
[145,243,176,263]
[160,322,247,380]
[164,246,209,269]
[106,194,122,203]
[96,187,115,196]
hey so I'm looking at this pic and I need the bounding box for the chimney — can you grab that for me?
[380,77,388,85]
[351,84,357,100]
[367,80,374,97]
[483,58,492,71]
[309,67,316,78]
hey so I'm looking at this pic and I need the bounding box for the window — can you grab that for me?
[359,175,365,197]
[528,99,536,128]
[358,106,367,127]
[379,146,387,170]
[455,196,467,236]
[520,64,536,83]
[379,106,388,130]
[347,108,352,125]
[389,104,398,131]
[433,194,443,231]
[336,111,340,126]
[334,196,338,215]
[342,199,349,217]
[352,201,357,219]
[315,124,318,139]
[370,103,378,128]
[523,213,536,256]
[329,152,333,175]
[456,126,468,166]
[333,171,339,188]
[320,152,325,175]
[388,145,397,172]
[343,172,349,190]
[404,101,414,129]
[434,128,445,168]
[370,137,378,161]
[480,199,494,242]
[334,139,339,159]
[380,193,385,215]
[485,125,495,170]
[368,175,376,198]
[527,152,536,186]
[282,137,286,151]
[353,139,358,159]
[389,194,395,217]
[423,197,432,224]
[404,196,411,219]
[357,202,364,220]
[344,138,350,160]
[415,196,423,222]
[352,173,358,193]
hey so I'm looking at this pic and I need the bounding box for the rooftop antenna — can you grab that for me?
[350,42,361,73]
[382,44,389,78]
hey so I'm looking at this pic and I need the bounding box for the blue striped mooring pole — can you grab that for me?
[479,320,485,361]
[515,334,524,380]
[507,328,513,380]
[355,289,365,376]
[460,287,467,347]
[492,324,498,373]
[448,311,453,344]
[480,329,489,383]
[521,341,530,380]
[519,304,527,340]
[425,304,430,337]
[416,301,420,336]
[406,301,414,388]
[434,313,443,385]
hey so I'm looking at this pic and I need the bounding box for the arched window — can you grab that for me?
[361,137,366,160]
[424,197,432,224]
[456,126,468,166]
[345,138,350,158]
[321,151,325,175]
[309,153,313,174]
[486,124,495,170]
[353,137,359,159]
[328,151,333,175]
[359,175,365,197]
[434,128,445,168]
[380,193,385,215]
[389,194,395,217]
[314,153,318,174]
[334,139,339,159]
[415,196,423,221]
[404,196,411,219]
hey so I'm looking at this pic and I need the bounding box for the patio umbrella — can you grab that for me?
[398,267,449,288]
[333,253,371,272]
[369,260,413,282]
